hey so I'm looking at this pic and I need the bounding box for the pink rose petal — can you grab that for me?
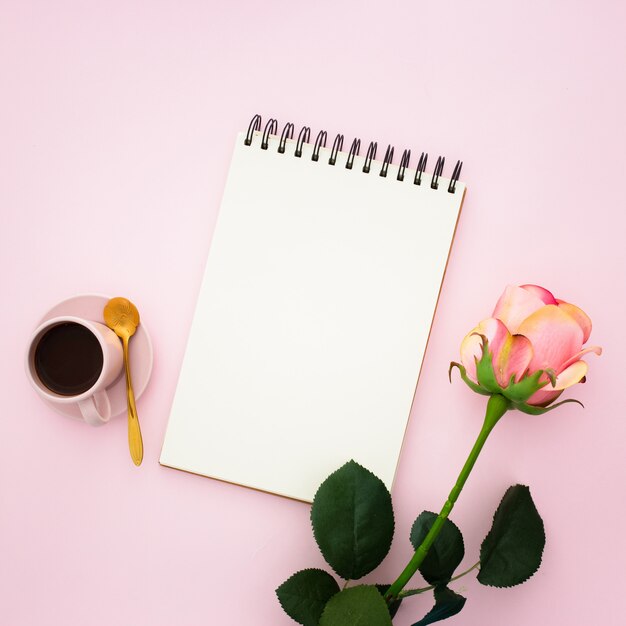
[460,332,482,382]
[517,304,584,373]
[520,284,558,305]
[460,317,509,383]
[494,333,533,386]
[559,345,602,373]
[527,388,563,407]
[511,355,589,405]
[553,360,588,390]
[478,317,510,361]
[492,285,547,334]
[556,300,593,343]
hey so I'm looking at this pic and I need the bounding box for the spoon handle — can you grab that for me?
[123,336,143,466]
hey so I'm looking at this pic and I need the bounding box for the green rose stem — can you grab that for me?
[398,561,480,598]
[385,393,510,601]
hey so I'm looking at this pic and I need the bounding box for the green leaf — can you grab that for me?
[311,460,394,580]
[411,586,466,626]
[374,585,402,619]
[478,484,545,587]
[276,568,340,626]
[410,512,465,585]
[319,585,393,626]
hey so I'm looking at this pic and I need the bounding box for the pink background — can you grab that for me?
[1,1,625,624]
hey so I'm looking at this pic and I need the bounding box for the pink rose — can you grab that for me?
[458,284,601,408]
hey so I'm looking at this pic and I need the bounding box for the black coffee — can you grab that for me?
[34,322,104,396]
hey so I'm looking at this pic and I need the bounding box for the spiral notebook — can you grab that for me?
[160,115,466,502]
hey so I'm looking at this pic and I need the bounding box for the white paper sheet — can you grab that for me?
[160,130,465,502]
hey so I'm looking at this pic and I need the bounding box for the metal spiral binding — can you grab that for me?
[329,134,344,165]
[278,123,294,154]
[397,149,411,181]
[312,131,327,162]
[363,142,377,174]
[380,145,394,178]
[261,119,278,150]
[431,156,445,190]
[295,126,310,158]
[448,160,463,193]
[414,152,428,185]
[243,114,463,193]
[244,115,262,146]
[346,138,361,170]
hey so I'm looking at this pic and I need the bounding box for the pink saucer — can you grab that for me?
[36,294,153,421]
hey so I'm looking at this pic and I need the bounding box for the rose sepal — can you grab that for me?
[449,362,492,396]
[499,369,555,404]
[512,398,584,415]
[473,333,502,394]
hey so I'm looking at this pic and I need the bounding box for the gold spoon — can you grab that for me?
[103,297,143,466]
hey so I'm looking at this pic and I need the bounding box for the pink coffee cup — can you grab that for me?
[26,316,124,426]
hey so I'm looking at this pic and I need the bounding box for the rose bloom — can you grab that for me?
[461,285,601,406]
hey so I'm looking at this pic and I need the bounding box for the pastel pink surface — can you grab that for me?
[1,2,625,626]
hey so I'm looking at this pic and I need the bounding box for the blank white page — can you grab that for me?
[160,130,465,502]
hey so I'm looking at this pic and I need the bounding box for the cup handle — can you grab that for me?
[78,390,112,427]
